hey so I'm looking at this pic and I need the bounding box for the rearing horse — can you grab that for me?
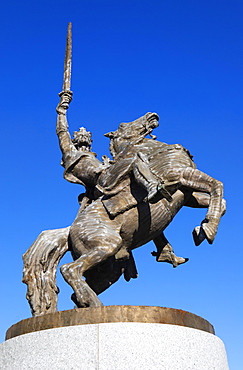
[23,111,225,316]
[61,112,224,307]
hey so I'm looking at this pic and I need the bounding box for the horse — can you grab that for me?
[23,112,225,316]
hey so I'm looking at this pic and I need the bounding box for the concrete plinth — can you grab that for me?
[1,306,229,370]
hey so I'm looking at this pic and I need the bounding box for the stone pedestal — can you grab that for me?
[1,306,229,369]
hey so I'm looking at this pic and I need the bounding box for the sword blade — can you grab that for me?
[62,22,72,92]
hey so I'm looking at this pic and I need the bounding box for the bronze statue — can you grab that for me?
[23,23,226,316]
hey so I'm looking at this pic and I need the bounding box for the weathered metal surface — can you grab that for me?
[22,24,226,316]
[6,306,215,340]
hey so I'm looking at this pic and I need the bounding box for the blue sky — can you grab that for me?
[1,1,243,368]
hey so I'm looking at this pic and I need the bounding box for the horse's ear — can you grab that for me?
[104,131,115,138]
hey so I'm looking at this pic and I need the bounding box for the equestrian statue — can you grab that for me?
[23,23,226,316]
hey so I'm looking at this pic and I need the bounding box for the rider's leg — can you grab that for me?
[152,232,188,267]
[133,154,174,202]
[132,155,159,202]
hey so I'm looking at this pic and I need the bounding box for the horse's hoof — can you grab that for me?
[72,292,104,308]
[172,256,189,268]
[71,293,80,307]
[201,222,217,244]
[193,226,206,246]
[154,249,189,268]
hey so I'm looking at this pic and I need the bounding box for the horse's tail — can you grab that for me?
[22,227,70,317]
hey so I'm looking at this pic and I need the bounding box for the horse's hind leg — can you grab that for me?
[60,233,122,308]
[152,233,189,267]
[84,252,138,295]
[61,256,103,307]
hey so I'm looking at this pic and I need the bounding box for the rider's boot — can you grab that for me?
[144,181,173,203]
[143,181,159,202]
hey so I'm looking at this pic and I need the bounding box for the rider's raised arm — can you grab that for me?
[56,91,76,156]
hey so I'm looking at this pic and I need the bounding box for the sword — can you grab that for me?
[57,22,73,112]
[56,22,73,115]
[62,22,72,92]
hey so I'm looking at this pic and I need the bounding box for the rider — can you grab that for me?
[56,91,170,205]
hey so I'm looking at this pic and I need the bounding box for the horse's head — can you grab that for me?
[104,112,159,157]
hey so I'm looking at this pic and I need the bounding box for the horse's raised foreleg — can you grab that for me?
[164,168,223,244]
[186,191,226,215]
[178,168,223,244]
[185,192,226,245]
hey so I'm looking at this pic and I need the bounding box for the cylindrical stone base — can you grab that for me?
[1,306,229,370]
